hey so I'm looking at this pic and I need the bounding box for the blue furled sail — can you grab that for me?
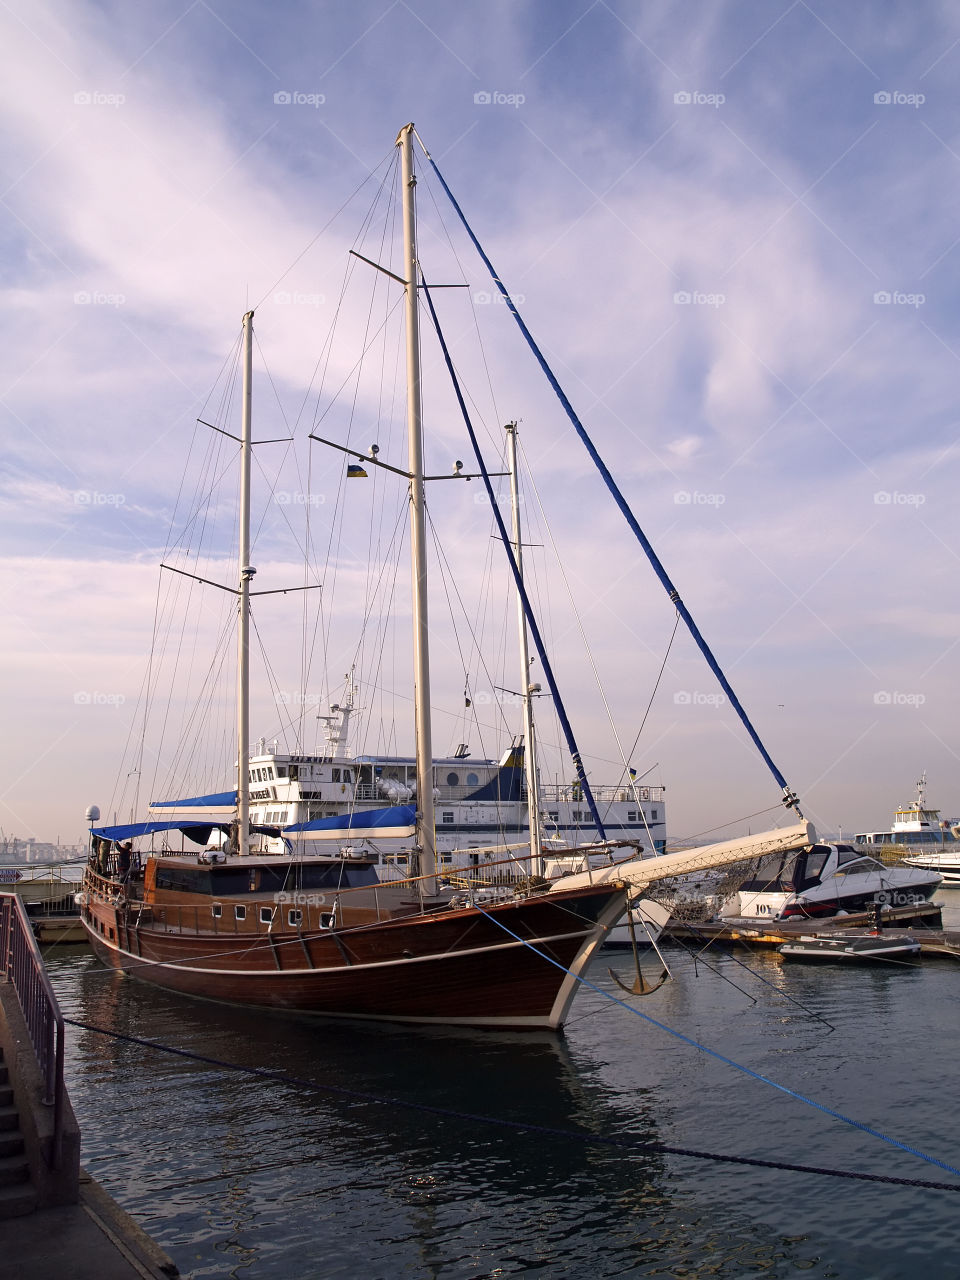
[284,804,417,840]
[93,820,220,843]
[148,791,238,822]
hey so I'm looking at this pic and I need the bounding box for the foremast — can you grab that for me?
[236,310,254,857]
[398,123,437,889]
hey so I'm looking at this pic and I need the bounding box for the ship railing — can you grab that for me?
[0,892,65,1167]
[353,783,665,805]
[115,840,646,936]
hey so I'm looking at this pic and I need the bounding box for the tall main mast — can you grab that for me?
[398,123,437,887]
[236,309,254,857]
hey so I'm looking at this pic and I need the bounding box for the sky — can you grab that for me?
[2,0,959,846]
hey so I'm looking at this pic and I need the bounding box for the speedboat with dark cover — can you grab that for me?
[725,842,941,921]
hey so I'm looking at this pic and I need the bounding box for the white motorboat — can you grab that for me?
[723,842,941,921]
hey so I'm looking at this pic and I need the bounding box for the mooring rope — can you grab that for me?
[471,906,960,1181]
[62,1017,960,1193]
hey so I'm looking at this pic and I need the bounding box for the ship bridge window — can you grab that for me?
[651,809,659,821]
[442,812,454,824]
[235,905,246,921]
[276,765,287,778]
[343,769,352,784]
[332,768,341,782]
[628,811,637,822]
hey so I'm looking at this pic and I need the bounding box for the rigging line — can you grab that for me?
[472,905,960,1179]
[672,806,785,846]
[420,278,608,844]
[424,510,512,758]
[623,609,682,779]
[252,149,396,311]
[422,145,802,819]
[291,157,400,447]
[665,928,837,1031]
[516,439,661,843]
[61,1017,960,1194]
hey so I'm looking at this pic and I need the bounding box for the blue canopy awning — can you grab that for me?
[284,805,416,840]
[92,820,219,842]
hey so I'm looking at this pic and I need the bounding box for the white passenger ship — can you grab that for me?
[147,694,667,882]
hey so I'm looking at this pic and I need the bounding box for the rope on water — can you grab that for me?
[62,1018,960,1193]
[471,906,960,1181]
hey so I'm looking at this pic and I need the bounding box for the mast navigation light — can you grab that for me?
[454,460,463,474]
[370,443,380,456]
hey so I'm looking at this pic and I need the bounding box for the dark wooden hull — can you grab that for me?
[82,883,627,1029]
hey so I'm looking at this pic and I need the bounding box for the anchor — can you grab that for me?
[609,897,670,996]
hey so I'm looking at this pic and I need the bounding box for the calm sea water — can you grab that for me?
[43,892,959,1280]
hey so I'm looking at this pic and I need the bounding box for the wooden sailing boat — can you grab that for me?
[80,125,813,1029]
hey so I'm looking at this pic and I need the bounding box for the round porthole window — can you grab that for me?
[446,772,460,786]
[466,772,479,786]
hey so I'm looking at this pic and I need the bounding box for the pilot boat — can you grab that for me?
[855,775,960,885]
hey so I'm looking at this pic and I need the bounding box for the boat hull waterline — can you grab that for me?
[82,823,814,1029]
[85,882,628,1029]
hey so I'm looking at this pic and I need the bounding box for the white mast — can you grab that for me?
[398,123,437,889]
[505,422,543,877]
[236,310,255,857]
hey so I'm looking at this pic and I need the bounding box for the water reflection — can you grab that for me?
[44,949,941,1279]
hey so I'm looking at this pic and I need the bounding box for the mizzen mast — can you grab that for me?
[505,422,543,877]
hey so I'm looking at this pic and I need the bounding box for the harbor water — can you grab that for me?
[44,892,959,1279]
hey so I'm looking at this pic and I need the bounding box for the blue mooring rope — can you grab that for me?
[473,904,960,1180]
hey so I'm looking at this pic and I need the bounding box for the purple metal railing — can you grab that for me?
[0,892,64,1167]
